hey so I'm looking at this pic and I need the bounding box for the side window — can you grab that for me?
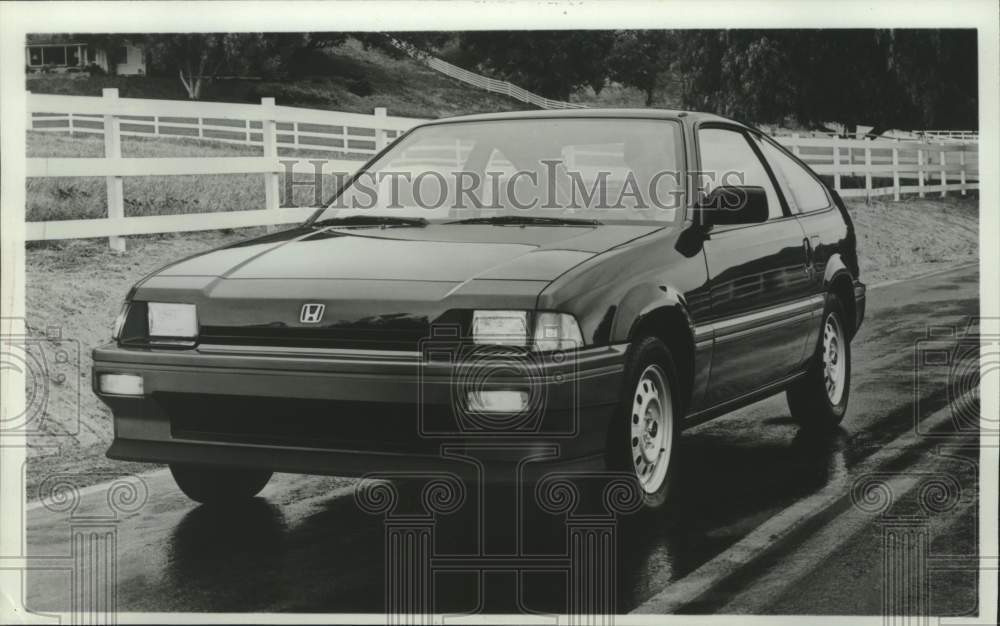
[698,128,783,220]
[754,136,831,213]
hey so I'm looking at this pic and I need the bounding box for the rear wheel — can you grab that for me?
[786,296,851,430]
[609,336,682,510]
[169,464,272,505]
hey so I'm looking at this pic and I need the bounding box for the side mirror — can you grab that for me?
[690,186,769,228]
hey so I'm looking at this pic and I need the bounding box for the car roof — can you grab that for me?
[415,108,749,129]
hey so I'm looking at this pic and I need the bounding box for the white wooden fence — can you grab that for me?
[28,91,417,158]
[26,90,980,250]
[27,89,421,250]
[778,133,979,200]
[916,130,979,141]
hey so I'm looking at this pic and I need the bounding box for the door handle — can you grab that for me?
[802,237,816,279]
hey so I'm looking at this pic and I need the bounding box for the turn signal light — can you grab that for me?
[99,373,144,396]
[467,389,529,413]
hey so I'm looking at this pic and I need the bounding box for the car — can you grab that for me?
[95,109,866,510]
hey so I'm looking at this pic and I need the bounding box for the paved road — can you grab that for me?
[24,264,981,615]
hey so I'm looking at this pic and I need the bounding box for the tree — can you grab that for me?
[670,29,978,132]
[255,32,351,79]
[143,33,452,98]
[457,31,614,101]
[145,34,275,99]
[607,30,676,106]
[887,29,977,131]
[672,30,795,125]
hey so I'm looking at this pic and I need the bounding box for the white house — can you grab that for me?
[26,40,146,75]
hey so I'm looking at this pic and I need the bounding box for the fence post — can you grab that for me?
[374,107,388,151]
[103,88,126,253]
[791,133,800,157]
[938,143,947,197]
[959,148,967,196]
[863,137,872,199]
[832,135,841,192]
[892,140,900,201]
[261,97,280,232]
[917,147,925,198]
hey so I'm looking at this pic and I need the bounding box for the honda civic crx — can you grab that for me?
[95,109,866,510]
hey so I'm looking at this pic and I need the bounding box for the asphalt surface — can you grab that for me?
[24,263,981,615]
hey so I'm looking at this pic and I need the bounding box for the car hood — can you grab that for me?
[135,223,666,345]
[154,223,665,282]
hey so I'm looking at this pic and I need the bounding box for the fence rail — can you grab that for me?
[28,92,420,158]
[776,133,979,200]
[26,90,980,250]
[915,130,979,140]
[26,89,419,250]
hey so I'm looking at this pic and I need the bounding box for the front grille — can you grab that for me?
[199,311,474,352]
[163,393,453,451]
[199,325,436,352]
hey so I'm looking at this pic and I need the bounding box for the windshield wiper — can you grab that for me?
[310,215,428,229]
[445,215,602,226]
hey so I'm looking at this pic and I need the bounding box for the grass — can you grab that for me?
[27,131,346,223]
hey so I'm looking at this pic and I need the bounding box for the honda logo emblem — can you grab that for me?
[300,303,325,323]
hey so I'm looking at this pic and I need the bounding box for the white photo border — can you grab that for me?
[1,1,997,624]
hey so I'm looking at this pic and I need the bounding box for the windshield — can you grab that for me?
[312,118,685,225]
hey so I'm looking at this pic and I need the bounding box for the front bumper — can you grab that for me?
[94,342,627,479]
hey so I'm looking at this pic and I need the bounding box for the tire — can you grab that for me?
[786,295,851,430]
[607,336,683,510]
[169,464,272,505]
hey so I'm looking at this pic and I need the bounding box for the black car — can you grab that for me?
[95,109,865,510]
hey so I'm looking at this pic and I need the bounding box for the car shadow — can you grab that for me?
[161,424,847,613]
[165,498,289,611]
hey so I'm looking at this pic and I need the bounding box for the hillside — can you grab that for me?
[27,39,532,119]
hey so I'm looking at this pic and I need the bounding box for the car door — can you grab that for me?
[697,125,815,406]
[751,132,845,355]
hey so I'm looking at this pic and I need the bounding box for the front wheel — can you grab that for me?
[608,336,682,510]
[786,296,851,430]
[169,464,272,505]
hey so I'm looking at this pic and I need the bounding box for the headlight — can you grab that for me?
[472,310,528,346]
[471,310,583,351]
[532,312,583,352]
[147,302,198,340]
